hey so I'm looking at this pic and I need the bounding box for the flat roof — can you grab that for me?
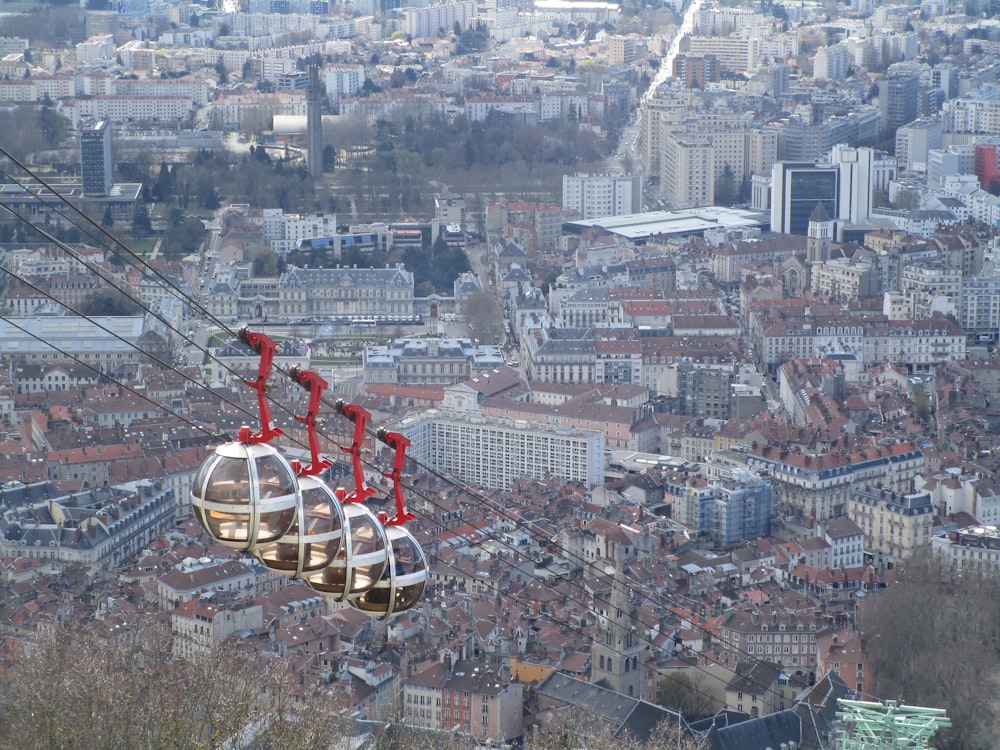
[563,205,770,242]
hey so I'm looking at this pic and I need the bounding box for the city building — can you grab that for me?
[895,117,943,172]
[931,524,1000,576]
[665,470,772,545]
[661,134,714,208]
[746,443,923,522]
[0,479,174,567]
[823,516,866,570]
[562,173,639,220]
[362,338,505,385]
[390,408,604,490]
[849,486,934,567]
[813,44,850,80]
[878,73,920,132]
[80,120,113,197]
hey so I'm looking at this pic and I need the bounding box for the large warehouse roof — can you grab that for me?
[562,205,770,242]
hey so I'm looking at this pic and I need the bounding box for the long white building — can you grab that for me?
[391,408,604,489]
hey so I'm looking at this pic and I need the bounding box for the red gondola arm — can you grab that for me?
[335,399,376,504]
[287,367,333,477]
[376,428,415,526]
[236,327,284,444]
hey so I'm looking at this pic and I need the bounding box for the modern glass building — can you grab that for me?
[80,120,112,197]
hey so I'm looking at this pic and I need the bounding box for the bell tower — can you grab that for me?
[590,561,644,699]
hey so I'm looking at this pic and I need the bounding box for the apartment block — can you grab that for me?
[392,409,604,489]
[661,134,714,208]
[0,480,174,567]
[932,524,1000,575]
[562,173,638,220]
[849,486,934,566]
[746,443,923,522]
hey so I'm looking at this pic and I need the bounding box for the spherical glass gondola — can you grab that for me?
[348,525,428,619]
[303,498,388,600]
[253,475,345,577]
[190,441,298,551]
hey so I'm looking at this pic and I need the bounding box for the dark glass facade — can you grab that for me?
[788,169,837,235]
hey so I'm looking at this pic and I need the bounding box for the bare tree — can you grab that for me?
[464,290,505,345]
[873,552,1000,749]
[0,622,352,750]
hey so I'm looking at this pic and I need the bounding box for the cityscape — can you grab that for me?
[1,0,999,746]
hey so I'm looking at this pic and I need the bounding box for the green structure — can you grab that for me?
[836,699,951,749]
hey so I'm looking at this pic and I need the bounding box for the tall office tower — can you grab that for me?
[770,161,839,235]
[879,73,920,131]
[306,65,324,180]
[80,120,112,197]
[830,144,876,227]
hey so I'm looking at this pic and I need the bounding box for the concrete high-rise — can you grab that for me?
[878,73,920,132]
[80,120,112,197]
[306,65,324,180]
[562,173,638,219]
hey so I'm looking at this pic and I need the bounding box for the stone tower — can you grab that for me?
[306,65,324,180]
[590,561,644,699]
[806,201,833,265]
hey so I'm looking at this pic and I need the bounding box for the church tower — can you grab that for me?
[590,562,644,699]
[806,201,833,265]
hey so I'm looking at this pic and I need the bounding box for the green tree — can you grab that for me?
[100,204,114,230]
[131,204,152,237]
[160,214,207,260]
[714,163,737,206]
[253,246,280,277]
[81,290,141,316]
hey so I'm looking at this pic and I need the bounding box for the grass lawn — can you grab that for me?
[125,237,157,257]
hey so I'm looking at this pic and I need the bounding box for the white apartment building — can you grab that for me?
[393,410,604,489]
[325,64,365,102]
[112,77,211,106]
[76,34,114,64]
[661,134,714,208]
[562,173,638,219]
[927,145,976,187]
[932,525,1000,576]
[895,117,943,172]
[943,97,1000,135]
[403,1,477,40]
[67,95,196,125]
[813,44,850,80]
[823,516,865,569]
[266,212,340,254]
[961,269,1000,340]
[811,256,878,300]
[900,262,961,318]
